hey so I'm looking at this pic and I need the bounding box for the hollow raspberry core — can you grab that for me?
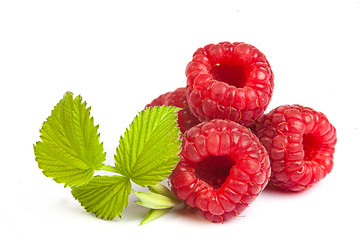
[303,133,320,161]
[209,64,247,88]
[195,155,235,189]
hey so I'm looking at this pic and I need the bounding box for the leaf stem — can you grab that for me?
[100,165,120,174]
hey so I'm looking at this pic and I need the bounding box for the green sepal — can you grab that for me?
[140,208,171,225]
[133,190,180,209]
[148,183,179,202]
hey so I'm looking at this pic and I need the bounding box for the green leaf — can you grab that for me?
[34,92,106,187]
[114,106,181,186]
[141,208,171,225]
[71,175,131,220]
[133,191,179,209]
[148,183,179,202]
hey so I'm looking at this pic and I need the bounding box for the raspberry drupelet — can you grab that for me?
[185,42,274,126]
[251,105,337,192]
[169,119,271,222]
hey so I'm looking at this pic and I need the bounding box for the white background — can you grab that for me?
[1,0,359,239]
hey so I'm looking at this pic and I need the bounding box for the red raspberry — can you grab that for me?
[251,105,336,192]
[185,42,274,126]
[169,119,270,222]
[146,87,201,133]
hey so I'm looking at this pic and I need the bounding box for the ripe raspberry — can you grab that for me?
[251,105,336,192]
[185,42,274,126]
[169,119,270,222]
[146,87,201,133]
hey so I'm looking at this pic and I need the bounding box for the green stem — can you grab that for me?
[100,165,120,174]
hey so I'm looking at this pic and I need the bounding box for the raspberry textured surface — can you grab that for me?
[185,42,274,126]
[251,105,336,192]
[169,119,271,222]
[146,87,201,133]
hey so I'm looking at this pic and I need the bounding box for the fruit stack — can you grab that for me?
[146,42,337,222]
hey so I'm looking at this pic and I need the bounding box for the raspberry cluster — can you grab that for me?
[146,41,337,222]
